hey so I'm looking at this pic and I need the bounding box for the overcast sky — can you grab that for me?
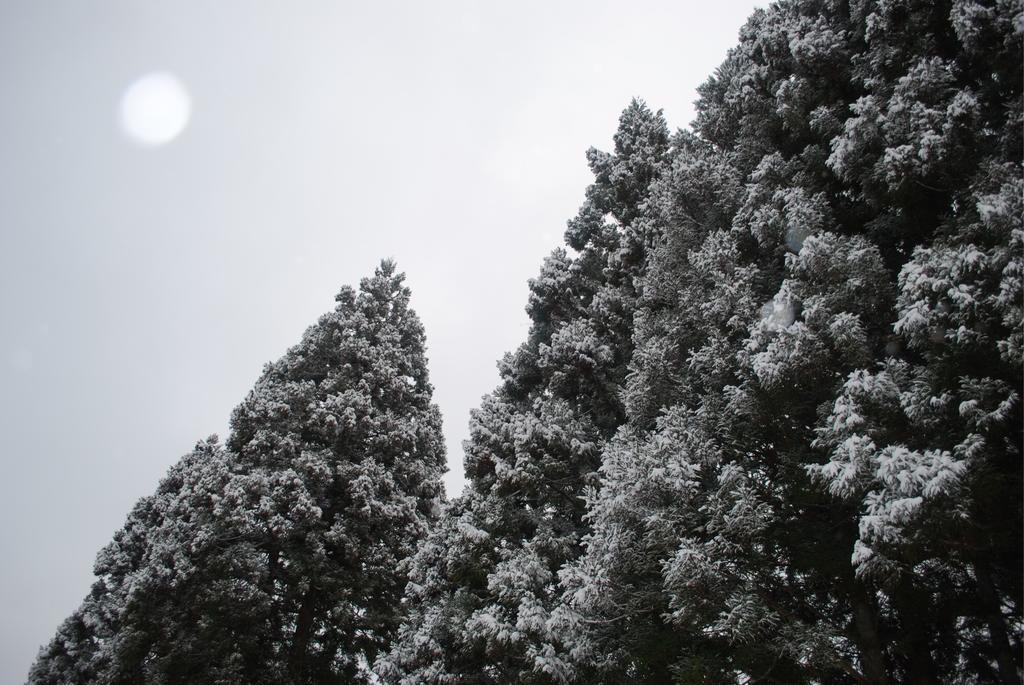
[0,2,763,681]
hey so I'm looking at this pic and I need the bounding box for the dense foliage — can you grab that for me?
[30,262,446,684]
[376,100,671,684]
[31,0,1022,683]
[383,0,1022,682]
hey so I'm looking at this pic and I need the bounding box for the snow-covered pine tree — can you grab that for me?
[376,101,669,684]
[29,261,446,684]
[557,0,1022,683]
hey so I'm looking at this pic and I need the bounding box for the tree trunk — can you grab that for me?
[975,560,1021,685]
[290,589,316,679]
[894,577,939,685]
[265,549,283,645]
[850,582,890,685]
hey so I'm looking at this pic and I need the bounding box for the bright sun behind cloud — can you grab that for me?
[118,72,191,147]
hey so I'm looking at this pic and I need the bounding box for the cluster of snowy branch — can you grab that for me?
[31,0,1021,682]
[30,264,447,684]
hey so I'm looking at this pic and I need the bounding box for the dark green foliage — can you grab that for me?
[386,1,1021,683]
[560,1,1023,682]
[377,101,670,684]
[31,1,1023,682]
[30,262,446,684]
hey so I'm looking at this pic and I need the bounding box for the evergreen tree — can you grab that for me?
[559,0,1022,682]
[30,261,446,684]
[377,101,669,684]
[28,1,1024,681]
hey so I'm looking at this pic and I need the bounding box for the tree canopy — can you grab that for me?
[30,261,446,684]
[383,0,1021,682]
[29,0,1023,682]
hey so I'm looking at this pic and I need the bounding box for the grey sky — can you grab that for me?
[0,2,761,681]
